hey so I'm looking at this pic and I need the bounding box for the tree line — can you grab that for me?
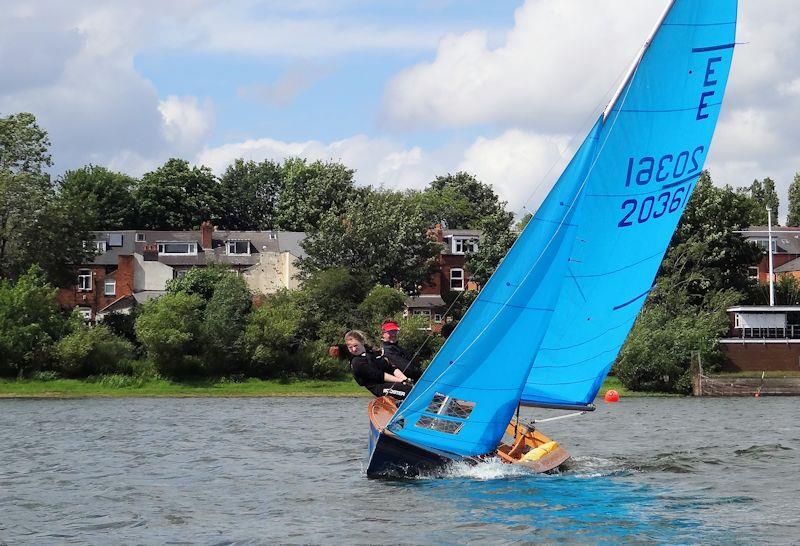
[3,111,800,391]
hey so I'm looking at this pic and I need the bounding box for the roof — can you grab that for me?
[98,295,135,314]
[85,229,307,267]
[775,257,800,273]
[407,294,446,308]
[738,227,800,254]
[728,306,800,313]
[442,229,482,237]
[277,231,307,258]
[133,290,167,303]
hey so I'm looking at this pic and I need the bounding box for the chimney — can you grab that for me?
[117,255,135,295]
[201,220,213,250]
[434,223,444,243]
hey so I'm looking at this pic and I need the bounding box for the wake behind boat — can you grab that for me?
[364,0,737,479]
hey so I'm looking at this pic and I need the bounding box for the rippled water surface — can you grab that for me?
[1,396,798,544]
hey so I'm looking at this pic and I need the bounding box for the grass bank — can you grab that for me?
[0,375,664,399]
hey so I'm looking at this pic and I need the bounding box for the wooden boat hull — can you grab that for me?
[366,397,569,479]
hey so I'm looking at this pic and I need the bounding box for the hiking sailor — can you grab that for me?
[330,330,412,400]
[379,320,422,381]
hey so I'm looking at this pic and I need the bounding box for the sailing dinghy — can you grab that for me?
[367,0,737,479]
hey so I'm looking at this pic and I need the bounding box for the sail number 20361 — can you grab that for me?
[618,186,692,228]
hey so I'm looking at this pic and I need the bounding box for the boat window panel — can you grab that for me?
[424,393,475,419]
[425,393,447,413]
[444,398,475,419]
[415,416,464,435]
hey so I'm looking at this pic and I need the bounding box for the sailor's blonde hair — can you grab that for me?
[344,330,366,343]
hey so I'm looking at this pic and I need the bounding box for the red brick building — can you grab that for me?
[738,226,800,282]
[720,305,800,371]
[407,225,481,331]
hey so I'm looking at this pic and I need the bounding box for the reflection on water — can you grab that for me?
[0,397,797,544]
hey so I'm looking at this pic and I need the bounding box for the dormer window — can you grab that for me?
[452,236,478,254]
[93,241,107,252]
[754,238,776,252]
[227,240,250,255]
[157,242,197,255]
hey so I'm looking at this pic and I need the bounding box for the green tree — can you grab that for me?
[416,171,508,229]
[0,113,92,283]
[465,209,516,286]
[166,264,230,301]
[786,173,800,227]
[297,267,369,342]
[134,158,221,230]
[57,165,138,230]
[134,291,204,377]
[300,189,440,292]
[0,265,70,376]
[357,285,408,337]
[741,177,779,225]
[218,158,282,230]
[200,274,252,375]
[615,287,737,393]
[54,324,134,377]
[660,172,762,302]
[274,158,358,232]
[244,290,304,377]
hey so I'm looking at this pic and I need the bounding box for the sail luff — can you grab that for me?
[603,0,678,121]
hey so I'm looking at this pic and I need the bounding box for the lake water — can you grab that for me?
[1,396,798,544]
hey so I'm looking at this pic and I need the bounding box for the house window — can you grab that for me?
[450,268,464,291]
[452,237,478,254]
[268,233,278,240]
[78,269,92,291]
[104,280,116,296]
[175,269,188,279]
[754,239,776,252]
[734,314,741,328]
[94,241,107,252]
[135,233,146,242]
[412,309,431,318]
[434,314,442,323]
[157,242,197,255]
[227,240,250,255]
[78,307,92,321]
[108,233,123,247]
[748,267,759,280]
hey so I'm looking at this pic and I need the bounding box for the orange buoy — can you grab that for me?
[754,392,760,398]
[604,389,620,403]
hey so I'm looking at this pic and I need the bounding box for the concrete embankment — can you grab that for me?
[695,375,800,396]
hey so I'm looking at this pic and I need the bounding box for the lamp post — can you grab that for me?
[767,206,775,307]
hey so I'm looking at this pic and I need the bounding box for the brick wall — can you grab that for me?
[721,343,800,371]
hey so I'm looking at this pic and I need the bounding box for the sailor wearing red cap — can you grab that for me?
[380,319,422,381]
[332,330,412,400]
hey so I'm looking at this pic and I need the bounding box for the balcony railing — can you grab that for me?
[734,326,800,339]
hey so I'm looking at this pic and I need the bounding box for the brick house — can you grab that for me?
[407,224,481,331]
[58,222,307,322]
[738,226,800,282]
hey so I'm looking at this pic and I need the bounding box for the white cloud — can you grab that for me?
[158,95,215,156]
[458,130,567,213]
[383,0,661,131]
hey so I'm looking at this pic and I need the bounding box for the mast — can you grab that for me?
[603,0,677,121]
[767,207,775,306]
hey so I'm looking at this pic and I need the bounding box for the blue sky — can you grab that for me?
[2,0,799,217]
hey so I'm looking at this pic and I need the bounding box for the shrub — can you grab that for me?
[54,324,134,377]
[200,274,251,375]
[0,266,70,376]
[134,291,204,377]
[357,285,407,338]
[166,264,230,300]
[245,290,303,377]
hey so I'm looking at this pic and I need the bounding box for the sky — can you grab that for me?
[2,0,799,219]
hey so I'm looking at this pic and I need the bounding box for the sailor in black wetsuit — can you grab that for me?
[379,320,423,381]
[331,330,412,400]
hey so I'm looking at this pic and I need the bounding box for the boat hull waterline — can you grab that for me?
[366,397,570,479]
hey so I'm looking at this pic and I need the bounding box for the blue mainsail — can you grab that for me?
[386,0,737,457]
